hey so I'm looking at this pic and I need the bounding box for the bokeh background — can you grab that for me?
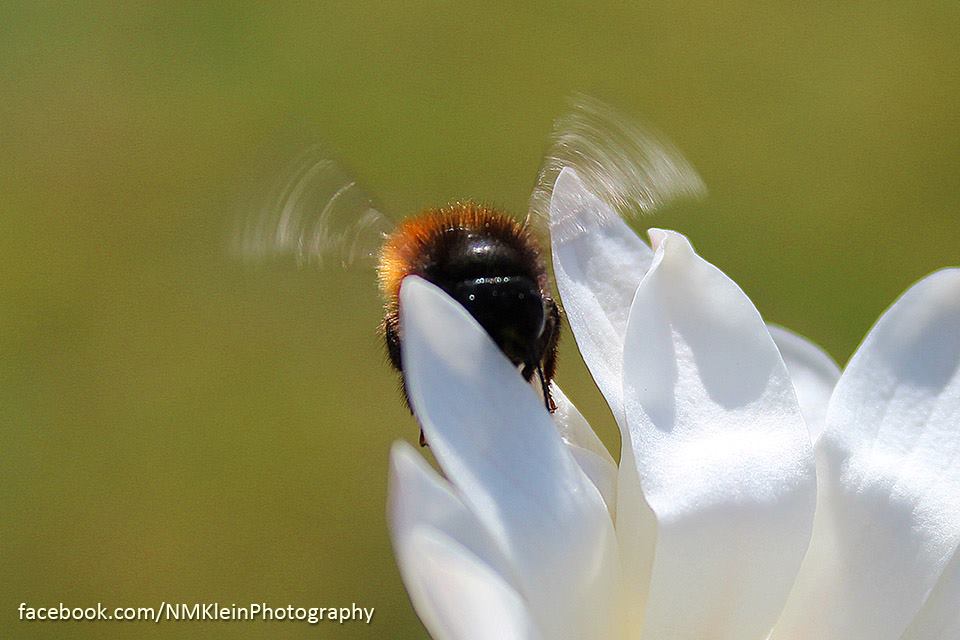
[2,2,958,638]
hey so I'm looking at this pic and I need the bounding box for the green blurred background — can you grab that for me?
[2,2,958,638]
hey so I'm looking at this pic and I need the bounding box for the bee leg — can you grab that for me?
[383,312,426,446]
[382,312,403,373]
[521,362,535,380]
[539,297,562,413]
[382,312,412,409]
[521,360,554,414]
[536,365,555,412]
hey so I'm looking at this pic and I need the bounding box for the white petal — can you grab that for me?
[768,324,841,442]
[613,441,658,638]
[622,229,817,640]
[400,276,621,639]
[551,384,618,518]
[549,167,657,634]
[564,444,618,522]
[396,530,542,640]
[389,442,515,586]
[389,442,540,640]
[549,166,654,425]
[901,548,960,640]
[773,269,960,640]
[550,383,614,463]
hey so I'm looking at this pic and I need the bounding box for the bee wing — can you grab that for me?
[235,145,394,270]
[527,95,706,245]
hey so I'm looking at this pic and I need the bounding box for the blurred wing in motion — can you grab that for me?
[528,94,707,244]
[236,145,394,269]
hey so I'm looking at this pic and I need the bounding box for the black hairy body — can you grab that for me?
[378,203,561,441]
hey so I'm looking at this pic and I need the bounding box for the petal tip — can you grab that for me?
[648,228,692,254]
[398,274,431,308]
[389,439,420,474]
[548,166,619,244]
[549,166,588,214]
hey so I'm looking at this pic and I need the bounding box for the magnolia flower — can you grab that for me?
[387,168,960,640]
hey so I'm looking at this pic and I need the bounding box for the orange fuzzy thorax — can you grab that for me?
[377,202,536,309]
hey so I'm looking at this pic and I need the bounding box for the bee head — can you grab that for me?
[451,275,546,367]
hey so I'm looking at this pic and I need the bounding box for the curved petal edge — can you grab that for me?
[623,229,817,640]
[774,268,960,640]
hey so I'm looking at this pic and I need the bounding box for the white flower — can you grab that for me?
[387,168,960,640]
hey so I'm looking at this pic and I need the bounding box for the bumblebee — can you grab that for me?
[237,96,705,445]
[378,204,560,443]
